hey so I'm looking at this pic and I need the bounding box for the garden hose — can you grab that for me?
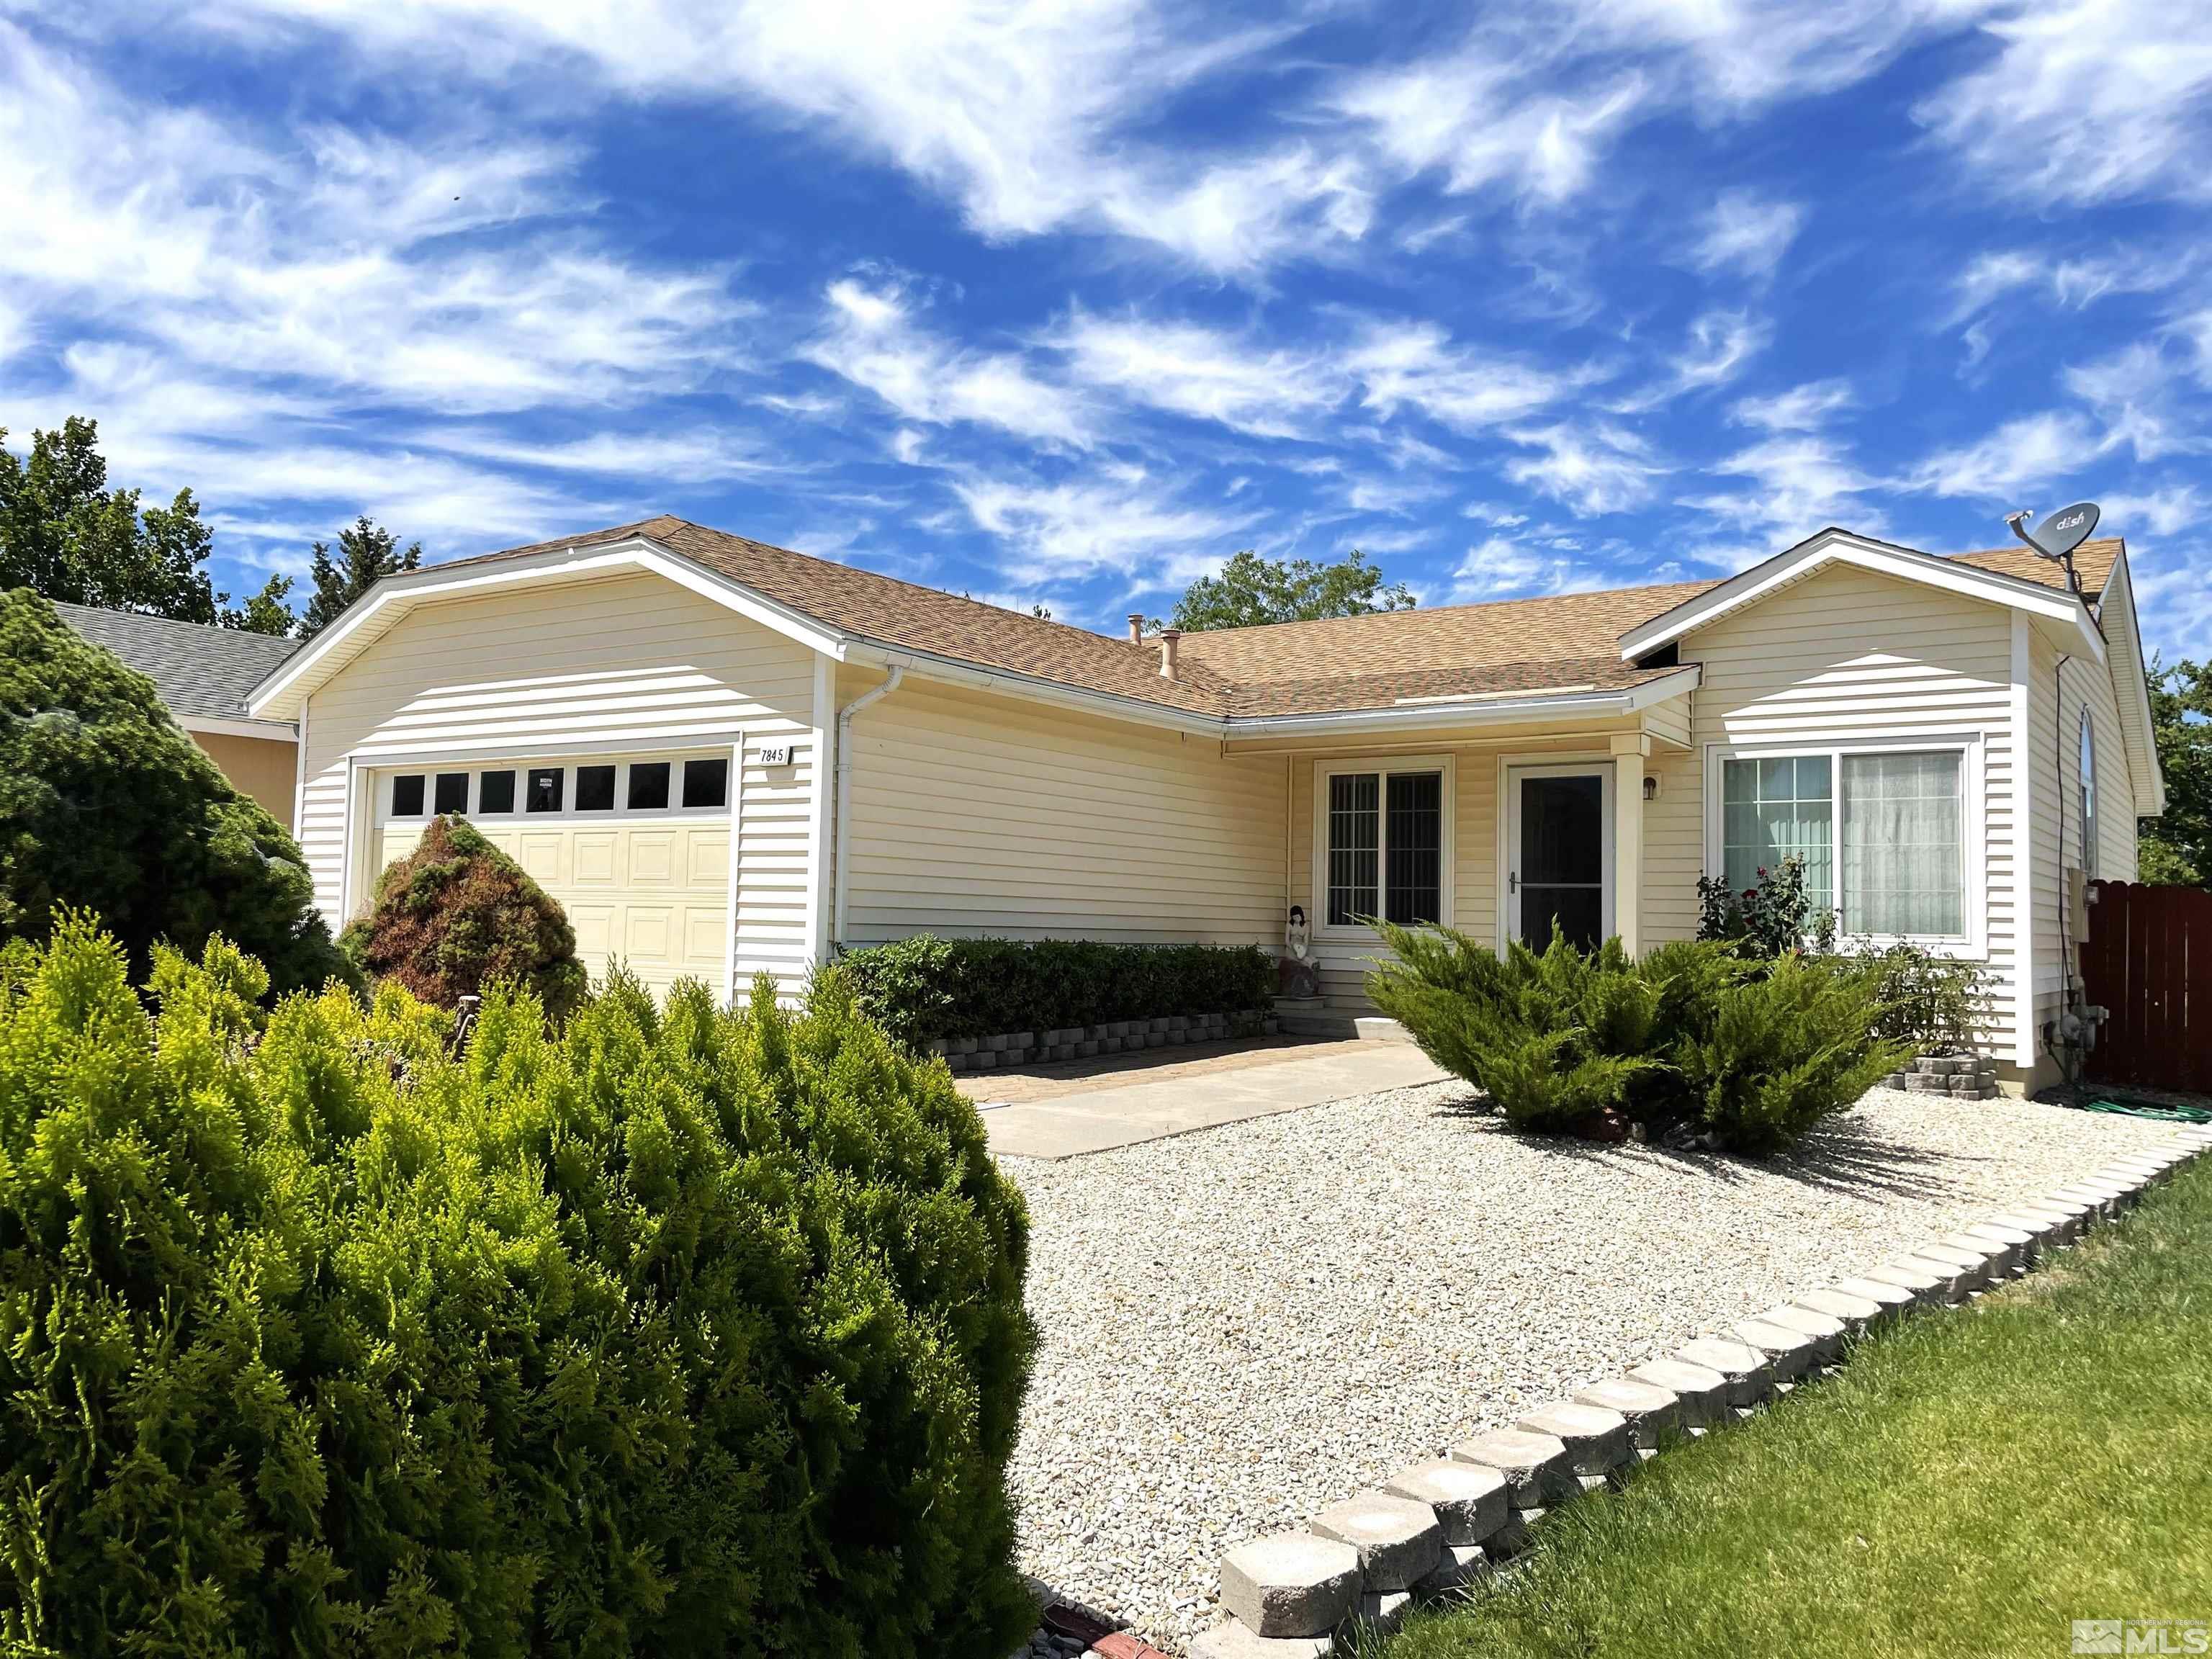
[2066,1091,2212,1126]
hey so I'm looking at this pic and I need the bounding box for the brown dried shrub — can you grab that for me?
[340,813,586,1018]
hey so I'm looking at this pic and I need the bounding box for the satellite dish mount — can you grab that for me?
[2005,500,2099,599]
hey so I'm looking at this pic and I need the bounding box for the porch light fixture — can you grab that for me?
[1642,774,1659,802]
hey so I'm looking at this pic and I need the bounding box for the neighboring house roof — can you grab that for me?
[54,601,302,732]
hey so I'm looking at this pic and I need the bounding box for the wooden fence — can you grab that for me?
[2080,880,2209,1094]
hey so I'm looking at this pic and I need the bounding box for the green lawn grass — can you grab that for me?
[1377,1155,2212,1659]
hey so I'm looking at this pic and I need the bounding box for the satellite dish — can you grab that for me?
[2020,501,2100,562]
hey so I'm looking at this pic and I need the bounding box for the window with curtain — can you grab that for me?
[1842,750,1963,935]
[1720,746,1967,939]
[1326,768,1443,927]
[2078,709,2098,878]
[1721,755,1833,920]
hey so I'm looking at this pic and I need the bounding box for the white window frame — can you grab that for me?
[370,748,737,831]
[1703,731,1985,958]
[1310,755,1456,940]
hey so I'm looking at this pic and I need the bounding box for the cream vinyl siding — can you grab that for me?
[835,668,1285,947]
[1665,562,2021,1048]
[2026,628,2139,1043]
[1265,724,1653,1010]
[297,570,822,999]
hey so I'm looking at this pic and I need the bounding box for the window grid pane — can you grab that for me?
[1326,773,1380,927]
[1842,750,1963,936]
[1384,772,1442,925]
[1720,755,1834,917]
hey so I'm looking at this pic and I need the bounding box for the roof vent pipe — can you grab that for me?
[1128,613,1145,646]
[1159,628,1182,679]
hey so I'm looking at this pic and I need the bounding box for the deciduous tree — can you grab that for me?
[1164,547,1414,632]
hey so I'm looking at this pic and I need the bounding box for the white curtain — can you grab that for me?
[1843,750,1962,936]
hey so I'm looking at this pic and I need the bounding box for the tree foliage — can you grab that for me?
[0,588,353,997]
[341,814,587,1020]
[1165,547,1414,632]
[0,416,300,633]
[0,918,1038,1657]
[2140,655,2211,887]
[302,516,423,637]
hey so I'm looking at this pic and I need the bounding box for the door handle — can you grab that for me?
[1509,871,1519,894]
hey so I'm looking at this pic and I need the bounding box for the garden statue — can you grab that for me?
[1279,903,1321,999]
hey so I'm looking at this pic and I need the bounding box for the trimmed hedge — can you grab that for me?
[0,587,354,997]
[341,813,588,1020]
[841,935,1275,1047]
[0,917,1037,1657]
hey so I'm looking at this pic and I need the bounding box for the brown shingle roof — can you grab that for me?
[448,514,1238,715]
[1946,537,2119,601]
[437,518,2112,721]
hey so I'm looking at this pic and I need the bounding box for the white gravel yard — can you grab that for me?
[999,1080,2176,1653]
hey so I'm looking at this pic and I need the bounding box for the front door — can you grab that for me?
[1507,765,1612,952]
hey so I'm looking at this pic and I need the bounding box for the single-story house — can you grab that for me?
[55,601,303,830]
[243,515,2162,1090]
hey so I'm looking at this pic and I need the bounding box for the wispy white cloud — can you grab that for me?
[1057,312,1344,439]
[1683,433,1883,540]
[1732,378,1854,431]
[1615,311,1770,410]
[1505,423,1666,516]
[805,277,1091,445]
[1336,50,1645,206]
[952,462,1251,586]
[1449,534,1617,601]
[1917,0,2212,207]
[1691,190,1803,279]
[1907,410,2111,500]
[1348,320,1573,433]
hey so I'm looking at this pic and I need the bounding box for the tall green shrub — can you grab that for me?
[341,813,587,1020]
[0,917,1036,1658]
[0,587,352,995]
[1366,922,1660,1131]
[1369,922,1907,1151]
[842,935,1274,1046]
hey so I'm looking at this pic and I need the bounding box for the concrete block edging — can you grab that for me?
[1169,1125,2212,1659]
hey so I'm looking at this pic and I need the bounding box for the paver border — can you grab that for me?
[1131,1123,2212,1658]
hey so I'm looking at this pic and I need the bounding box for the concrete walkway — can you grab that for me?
[977,1039,1447,1159]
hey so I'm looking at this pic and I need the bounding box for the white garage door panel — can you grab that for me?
[372,815,729,995]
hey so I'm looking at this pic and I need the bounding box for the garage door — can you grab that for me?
[372,750,732,996]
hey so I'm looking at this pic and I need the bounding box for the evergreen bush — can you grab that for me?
[0,587,353,996]
[842,935,1274,1046]
[341,812,587,1020]
[0,917,1037,1658]
[1368,920,1907,1151]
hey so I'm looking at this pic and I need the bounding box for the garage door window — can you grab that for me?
[627,762,671,810]
[526,768,564,813]
[391,774,426,816]
[477,770,516,814]
[682,757,729,809]
[433,772,469,814]
[575,765,617,811]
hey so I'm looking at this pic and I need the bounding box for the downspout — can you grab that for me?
[831,665,905,950]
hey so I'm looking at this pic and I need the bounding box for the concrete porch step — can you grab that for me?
[1273,1008,1411,1043]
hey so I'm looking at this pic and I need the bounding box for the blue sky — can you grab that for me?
[5,1,2210,658]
